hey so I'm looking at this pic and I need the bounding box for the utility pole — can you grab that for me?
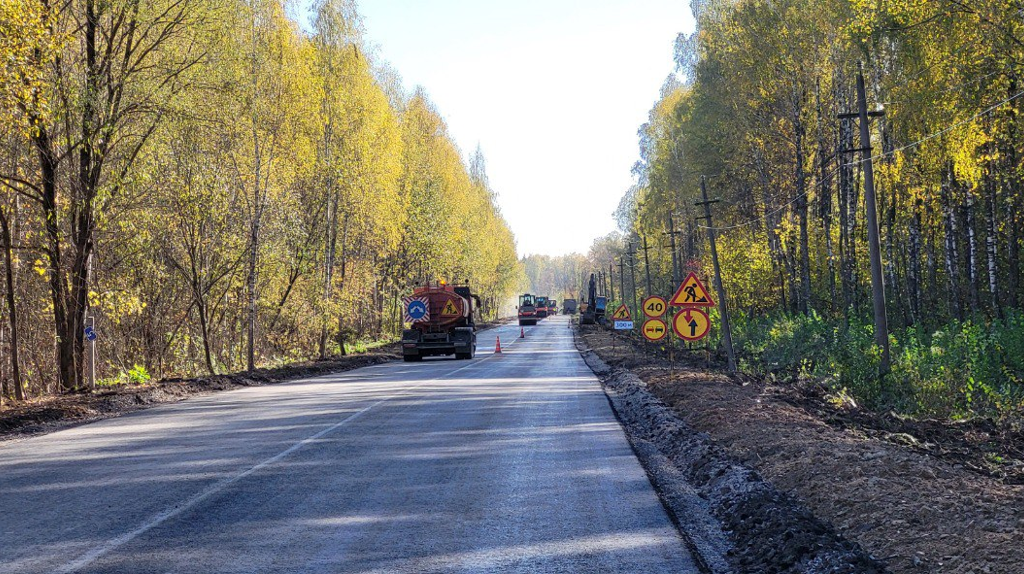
[608,263,615,301]
[665,214,682,286]
[697,176,737,373]
[840,63,890,376]
[618,258,625,308]
[626,242,639,316]
[641,235,653,297]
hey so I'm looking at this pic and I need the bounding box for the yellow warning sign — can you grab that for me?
[673,308,711,341]
[441,299,460,316]
[643,296,668,318]
[670,272,715,307]
[642,318,668,342]
[611,304,632,320]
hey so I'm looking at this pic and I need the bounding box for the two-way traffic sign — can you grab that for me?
[642,318,668,341]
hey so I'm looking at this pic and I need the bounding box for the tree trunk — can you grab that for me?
[817,91,837,309]
[965,192,980,315]
[794,114,811,314]
[0,211,22,401]
[1005,77,1021,309]
[319,188,338,358]
[908,198,923,325]
[984,166,1000,316]
[197,297,216,376]
[942,166,962,320]
[885,185,904,328]
[838,114,857,315]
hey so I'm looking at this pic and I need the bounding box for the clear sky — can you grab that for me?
[309,1,695,257]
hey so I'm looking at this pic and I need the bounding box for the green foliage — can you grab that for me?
[127,365,152,386]
[0,0,525,397]
[733,311,1024,420]
[617,0,1024,424]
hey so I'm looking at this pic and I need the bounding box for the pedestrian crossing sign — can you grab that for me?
[670,272,715,307]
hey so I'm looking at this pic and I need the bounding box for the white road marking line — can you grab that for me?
[55,358,485,574]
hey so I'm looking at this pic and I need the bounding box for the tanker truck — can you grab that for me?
[401,283,479,361]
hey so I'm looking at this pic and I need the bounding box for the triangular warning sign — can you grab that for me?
[670,272,715,307]
[441,299,460,316]
[612,304,632,320]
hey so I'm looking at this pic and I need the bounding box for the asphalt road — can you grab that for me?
[0,316,699,573]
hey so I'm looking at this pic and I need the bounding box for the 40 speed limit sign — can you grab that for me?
[642,296,667,318]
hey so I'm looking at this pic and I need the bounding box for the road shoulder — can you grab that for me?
[577,324,1024,574]
[575,324,888,574]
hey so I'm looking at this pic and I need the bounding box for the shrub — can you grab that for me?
[127,364,151,385]
[729,310,1024,421]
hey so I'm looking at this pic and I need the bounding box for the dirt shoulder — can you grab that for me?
[580,326,1024,574]
[0,346,399,442]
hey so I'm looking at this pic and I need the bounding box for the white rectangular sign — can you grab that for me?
[614,320,634,330]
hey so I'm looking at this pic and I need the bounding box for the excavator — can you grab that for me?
[579,274,606,325]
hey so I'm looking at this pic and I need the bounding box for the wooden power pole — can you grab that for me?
[850,63,891,376]
[641,235,653,297]
[608,263,615,301]
[627,242,639,315]
[697,176,737,373]
[665,214,681,286]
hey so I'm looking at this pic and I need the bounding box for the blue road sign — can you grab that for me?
[84,326,97,342]
[407,299,428,321]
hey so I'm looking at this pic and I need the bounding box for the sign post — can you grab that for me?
[672,308,710,342]
[641,296,668,347]
[669,273,715,346]
[611,304,633,331]
[642,318,668,342]
[84,318,97,389]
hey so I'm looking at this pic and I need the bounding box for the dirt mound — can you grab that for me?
[581,341,886,573]
[580,325,1024,574]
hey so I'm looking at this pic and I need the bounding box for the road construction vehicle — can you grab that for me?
[536,296,550,318]
[518,293,539,326]
[562,299,578,315]
[401,283,479,361]
[580,274,607,325]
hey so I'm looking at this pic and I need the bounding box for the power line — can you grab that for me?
[847,87,1024,167]
[696,87,1024,232]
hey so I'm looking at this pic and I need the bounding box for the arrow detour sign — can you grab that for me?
[673,308,711,341]
[670,272,715,307]
[642,318,668,342]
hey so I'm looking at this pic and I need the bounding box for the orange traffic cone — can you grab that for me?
[520,327,525,338]
[495,337,502,354]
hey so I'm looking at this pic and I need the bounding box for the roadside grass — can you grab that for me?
[728,310,1024,422]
